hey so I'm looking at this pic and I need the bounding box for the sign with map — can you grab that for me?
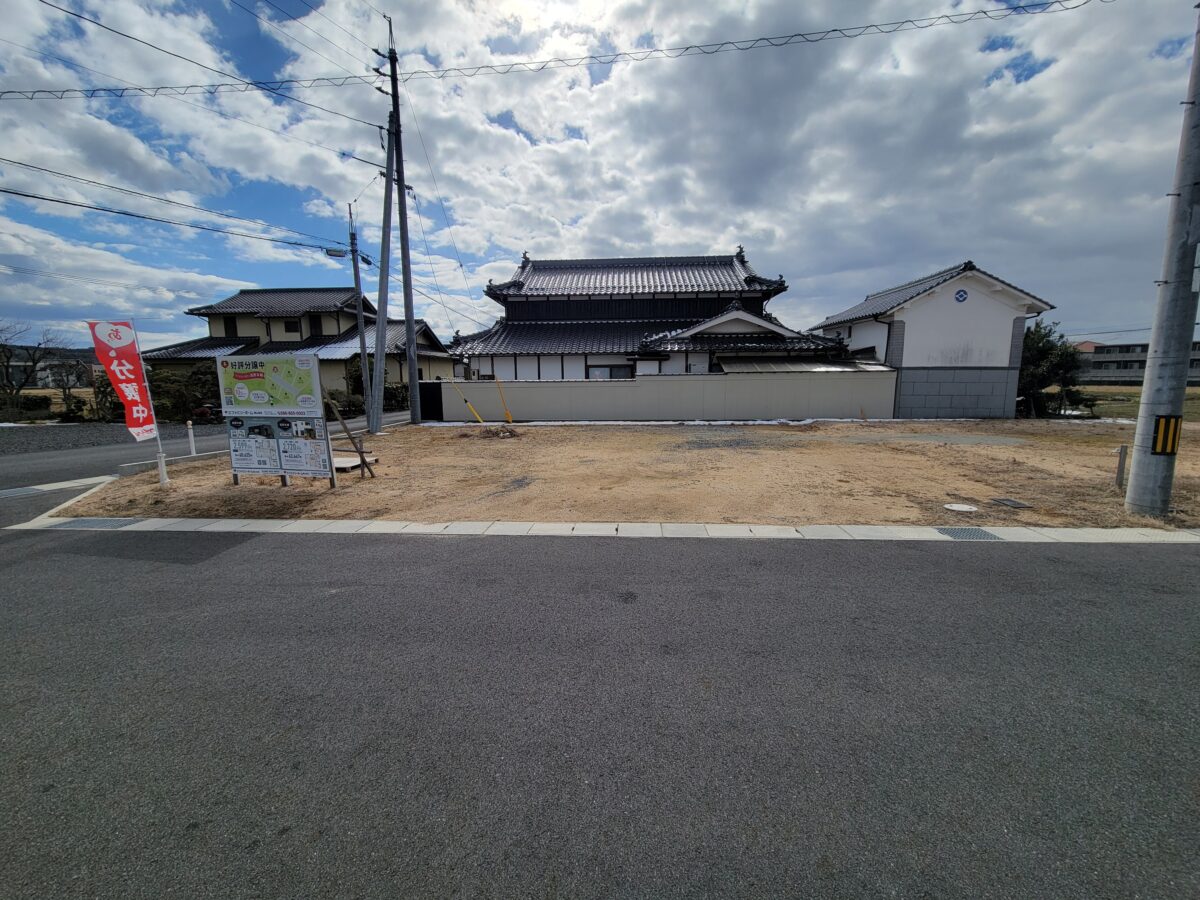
[215,354,334,482]
[216,354,321,417]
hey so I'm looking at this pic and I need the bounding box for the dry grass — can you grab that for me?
[67,419,1200,529]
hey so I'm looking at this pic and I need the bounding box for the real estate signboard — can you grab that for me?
[215,354,334,481]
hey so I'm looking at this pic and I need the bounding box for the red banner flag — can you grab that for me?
[87,321,159,442]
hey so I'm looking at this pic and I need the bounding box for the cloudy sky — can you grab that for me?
[0,0,1193,350]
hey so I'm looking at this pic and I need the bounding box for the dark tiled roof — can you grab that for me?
[485,248,786,300]
[453,320,694,356]
[816,260,1054,329]
[248,319,444,359]
[644,332,838,353]
[452,318,840,357]
[188,287,371,318]
[142,335,259,360]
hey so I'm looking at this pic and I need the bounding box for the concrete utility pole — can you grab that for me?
[369,110,396,435]
[1126,7,1200,517]
[381,20,422,424]
[348,204,373,432]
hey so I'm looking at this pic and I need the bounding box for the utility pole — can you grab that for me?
[1126,6,1200,518]
[376,17,421,424]
[370,109,396,435]
[348,203,373,432]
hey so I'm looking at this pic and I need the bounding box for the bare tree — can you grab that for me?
[0,320,68,404]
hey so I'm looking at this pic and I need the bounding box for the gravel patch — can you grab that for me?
[0,422,224,456]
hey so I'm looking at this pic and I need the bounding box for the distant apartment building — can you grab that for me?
[1077,340,1200,385]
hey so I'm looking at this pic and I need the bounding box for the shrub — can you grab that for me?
[382,382,409,411]
[16,394,51,411]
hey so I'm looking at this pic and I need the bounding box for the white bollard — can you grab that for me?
[186,419,197,456]
[156,451,170,485]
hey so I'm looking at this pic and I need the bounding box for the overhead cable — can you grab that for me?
[33,0,381,127]
[6,0,1114,99]
[0,262,211,294]
[390,0,1114,83]
[0,38,383,168]
[294,0,374,51]
[228,0,364,78]
[0,187,339,251]
[0,156,348,246]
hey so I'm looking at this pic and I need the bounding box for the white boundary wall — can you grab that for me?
[438,371,897,422]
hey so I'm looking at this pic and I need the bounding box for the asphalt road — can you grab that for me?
[0,412,411,490]
[1,527,1196,899]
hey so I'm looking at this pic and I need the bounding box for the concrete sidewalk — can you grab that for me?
[8,514,1200,543]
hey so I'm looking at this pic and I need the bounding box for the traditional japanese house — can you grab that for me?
[450,249,850,379]
[142,287,454,393]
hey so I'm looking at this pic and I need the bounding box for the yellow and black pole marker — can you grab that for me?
[494,376,514,424]
[449,381,485,424]
[1151,415,1183,456]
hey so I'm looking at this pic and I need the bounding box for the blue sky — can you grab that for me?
[0,0,1195,351]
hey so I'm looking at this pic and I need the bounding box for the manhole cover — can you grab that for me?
[937,527,1002,541]
[943,503,978,512]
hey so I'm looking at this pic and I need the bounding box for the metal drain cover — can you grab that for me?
[992,498,1033,509]
[937,527,1002,541]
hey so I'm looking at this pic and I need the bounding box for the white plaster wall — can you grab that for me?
[661,353,687,374]
[835,319,892,357]
[703,319,774,334]
[896,275,1026,367]
[438,371,897,422]
[540,356,564,380]
[636,359,660,375]
[563,355,586,379]
[492,356,517,380]
[516,356,538,380]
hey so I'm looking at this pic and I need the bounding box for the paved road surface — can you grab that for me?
[0,412,410,490]
[1,525,1196,899]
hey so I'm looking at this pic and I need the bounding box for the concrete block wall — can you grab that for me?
[895,367,1018,418]
[437,371,898,422]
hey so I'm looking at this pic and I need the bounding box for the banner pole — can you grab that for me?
[131,320,169,485]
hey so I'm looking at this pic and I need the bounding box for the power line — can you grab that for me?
[258,0,368,65]
[0,156,347,246]
[0,37,384,168]
[34,0,380,127]
[229,0,364,79]
[401,84,493,316]
[410,190,482,329]
[0,187,339,251]
[391,0,1113,83]
[0,262,216,295]
[294,0,374,51]
[1066,324,1198,337]
[6,0,1113,99]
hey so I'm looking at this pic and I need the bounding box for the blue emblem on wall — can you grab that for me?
[954,289,969,303]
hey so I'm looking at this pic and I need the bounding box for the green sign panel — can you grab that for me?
[216,354,322,417]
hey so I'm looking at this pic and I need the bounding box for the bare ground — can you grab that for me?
[67,419,1200,529]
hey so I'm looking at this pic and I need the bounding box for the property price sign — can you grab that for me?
[215,354,334,481]
[87,321,158,442]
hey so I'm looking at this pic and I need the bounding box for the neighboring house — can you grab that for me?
[451,248,848,379]
[815,260,1054,418]
[1076,339,1200,385]
[142,287,455,393]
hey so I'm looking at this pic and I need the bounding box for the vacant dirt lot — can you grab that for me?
[66,419,1200,528]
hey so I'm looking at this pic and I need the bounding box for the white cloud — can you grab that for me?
[0,0,1194,349]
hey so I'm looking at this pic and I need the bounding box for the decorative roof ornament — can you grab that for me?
[521,250,530,263]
